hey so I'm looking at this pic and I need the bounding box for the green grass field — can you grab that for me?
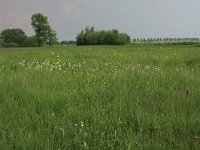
[0,45,200,149]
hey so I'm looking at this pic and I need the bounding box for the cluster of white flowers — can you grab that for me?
[100,62,161,74]
[15,57,161,75]
[17,59,63,71]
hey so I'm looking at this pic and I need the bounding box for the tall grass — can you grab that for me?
[0,45,199,149]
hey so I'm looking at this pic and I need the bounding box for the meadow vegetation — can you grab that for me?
[0,45,200,149]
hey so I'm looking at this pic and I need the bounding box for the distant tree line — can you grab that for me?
[76,27,131,45]
[131,37,200,46]
[133,38,200,42]
[1,13,200,48]
[60,40,76,45]
[0,13,58,47]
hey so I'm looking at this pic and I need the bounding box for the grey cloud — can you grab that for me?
[0,0,200,40]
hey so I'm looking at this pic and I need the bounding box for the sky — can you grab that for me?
[0,0,200,41]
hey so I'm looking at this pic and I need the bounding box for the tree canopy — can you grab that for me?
[31,13,58,46]
[0,28,27,47]
[76,27,131,45]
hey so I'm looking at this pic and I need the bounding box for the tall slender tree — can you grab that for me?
[31,13,57,46]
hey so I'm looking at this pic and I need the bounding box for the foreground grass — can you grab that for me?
[0,45,200,149]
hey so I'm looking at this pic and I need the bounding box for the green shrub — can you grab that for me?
[0,39,3,47]
[76,27,131,45]
[1,28,27,47]
[2,42,18,47]
[26,36,39,47]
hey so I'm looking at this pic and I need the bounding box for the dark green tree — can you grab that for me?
[0,39,3,47]
[0,28,27,47]
[76,30,86,45]
[61,40,76,45]
[47,29,58,46]
[76,27,131,45]
[26,35,38,47]
[31,13,57,46]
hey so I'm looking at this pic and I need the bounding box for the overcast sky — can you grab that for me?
[0,0,200,41]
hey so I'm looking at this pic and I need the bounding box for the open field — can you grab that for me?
[0,45,200,149]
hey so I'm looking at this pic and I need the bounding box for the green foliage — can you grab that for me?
[26,36,39,47]
[31,13,58,46]
[46,29,59,46]
[0,28,27,47]
[60,40,76,45]
[133,41,200,46]
[0,39,3,47]
[2,42,18,47]
[76,27,131,45]
[132,37,200,46]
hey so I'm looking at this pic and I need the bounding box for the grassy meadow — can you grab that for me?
[0,45,200,149]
